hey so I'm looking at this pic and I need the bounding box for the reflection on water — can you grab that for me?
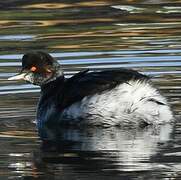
[0,0,181,179]
[33,124,175,178]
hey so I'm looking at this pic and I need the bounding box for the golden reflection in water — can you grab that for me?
[0,131,37,139]
[77,1,110,7]
[37,31,143,39]
[52,45,85,49]
[21,0,181,10]
[20,0,181,10]
[35,18,115,27]
[36,27,181,39]
[51,44,128,50]
[36,25,181,50]
[0,18,115,29]
[22,1,111,9]
[22,3,73,9]
[0,20,20,28]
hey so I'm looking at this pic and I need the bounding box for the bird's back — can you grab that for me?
[59,68,149,110]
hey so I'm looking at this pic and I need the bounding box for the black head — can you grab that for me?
[8,51,63,86]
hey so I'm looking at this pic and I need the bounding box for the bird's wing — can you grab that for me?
[59,69,149,109]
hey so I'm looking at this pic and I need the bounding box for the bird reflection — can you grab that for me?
[32,122,173,176]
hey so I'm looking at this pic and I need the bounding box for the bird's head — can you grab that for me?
[8,51,63,86]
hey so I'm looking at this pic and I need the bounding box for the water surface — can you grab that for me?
[0,0,181,179]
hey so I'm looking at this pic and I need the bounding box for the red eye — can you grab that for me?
[30,66,37,72]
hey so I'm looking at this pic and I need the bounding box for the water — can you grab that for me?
[0,0,181,179]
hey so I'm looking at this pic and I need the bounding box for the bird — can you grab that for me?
[8,51,174,128]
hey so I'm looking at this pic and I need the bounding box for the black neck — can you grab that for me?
[40,76,65,97]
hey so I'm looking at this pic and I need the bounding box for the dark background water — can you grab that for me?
[0,0,181,179]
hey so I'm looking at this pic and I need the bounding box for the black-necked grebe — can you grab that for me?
[8,51,174,127]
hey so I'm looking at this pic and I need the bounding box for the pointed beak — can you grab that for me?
[8,73,27,81]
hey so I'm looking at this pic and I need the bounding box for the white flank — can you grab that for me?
[62,80,174,125]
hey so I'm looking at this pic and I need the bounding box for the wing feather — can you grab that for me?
[59,69,149,109]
